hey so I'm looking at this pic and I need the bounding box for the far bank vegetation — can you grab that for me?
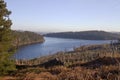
[12,31,45,47]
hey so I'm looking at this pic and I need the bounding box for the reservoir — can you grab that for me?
[14,37,111,59]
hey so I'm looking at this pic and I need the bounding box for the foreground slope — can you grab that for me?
[2,41,119,80]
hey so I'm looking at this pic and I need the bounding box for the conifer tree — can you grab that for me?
[0,0,16,75]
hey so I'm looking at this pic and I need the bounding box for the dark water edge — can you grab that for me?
[13,37,112,60]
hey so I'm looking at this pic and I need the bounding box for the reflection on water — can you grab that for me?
[14,37,111,59]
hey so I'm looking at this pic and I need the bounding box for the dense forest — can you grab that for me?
[12,31,45,47]
[45,30,120,40]
[0,0,16,76]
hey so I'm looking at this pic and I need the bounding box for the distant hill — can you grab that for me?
[12,31,45,47]
[45,31,120,40]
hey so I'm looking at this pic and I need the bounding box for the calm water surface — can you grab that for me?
[14,37,111,59]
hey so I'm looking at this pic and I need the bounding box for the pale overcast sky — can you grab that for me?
[5,0,120,32]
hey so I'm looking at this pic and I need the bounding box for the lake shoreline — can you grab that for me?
[15,40,45,48]
[14,37,112,60]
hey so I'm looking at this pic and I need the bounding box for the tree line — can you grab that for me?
[45,31,120,40]
[12,30,44,48]
[0,0,16,75]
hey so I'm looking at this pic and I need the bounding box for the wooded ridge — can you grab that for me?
[12,30,45,47]
[45,30,120,40]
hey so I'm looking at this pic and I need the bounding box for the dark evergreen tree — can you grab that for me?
[0,0,16,75]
